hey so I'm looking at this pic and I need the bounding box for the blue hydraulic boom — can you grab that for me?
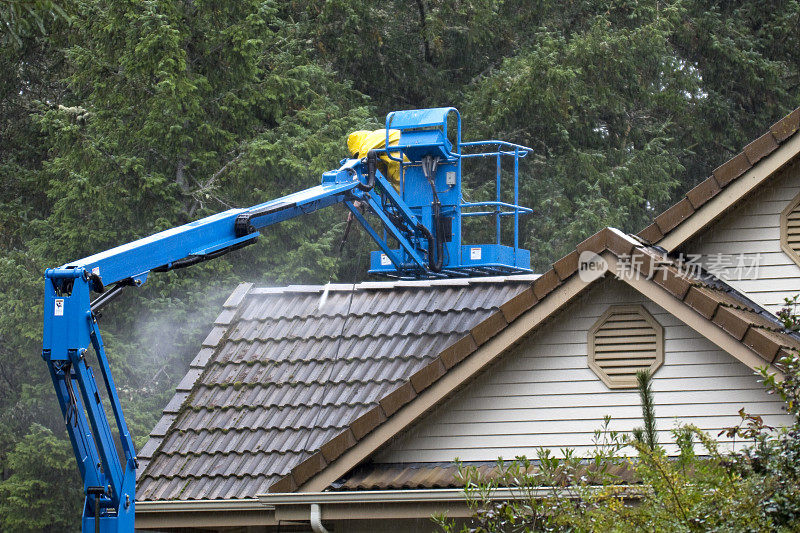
[41,107,532,532]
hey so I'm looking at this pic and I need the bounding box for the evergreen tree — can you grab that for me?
[1,0,800,527]
[0,424,82,532]
[0,1,370,526]
[632,369,658,452]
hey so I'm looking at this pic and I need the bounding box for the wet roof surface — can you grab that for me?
[136,277,533,500]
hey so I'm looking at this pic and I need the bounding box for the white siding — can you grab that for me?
[682,160,800,314]
[376,280,792,462]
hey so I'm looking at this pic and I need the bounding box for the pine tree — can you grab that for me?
[632,369,658,452]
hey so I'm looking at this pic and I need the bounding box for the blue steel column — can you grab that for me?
[45,361,104,490]
[496,149,502,245]
[514,146,519,259]
[69,350,123,497]
[455,112,462,264]
[89,319,137,465]
[44,270,135,532]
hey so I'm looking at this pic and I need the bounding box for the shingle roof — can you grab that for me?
[138,228,800,502]
[136,276,535,501]
[137,110,800,504]
[639,107,800,244]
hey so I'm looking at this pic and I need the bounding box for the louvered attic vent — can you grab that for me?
[588,305,664,389]
[780,192,800,267]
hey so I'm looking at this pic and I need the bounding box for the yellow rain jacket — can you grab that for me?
[347,129,408,189]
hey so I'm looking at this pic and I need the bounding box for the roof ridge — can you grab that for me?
[246,274,539,295]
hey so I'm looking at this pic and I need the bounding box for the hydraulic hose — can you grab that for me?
[430,199,444,272]
[357,150,378,192]
[421,156,443,272]
[417,223,437,272]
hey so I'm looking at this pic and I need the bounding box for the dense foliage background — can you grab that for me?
[1,1,799,529]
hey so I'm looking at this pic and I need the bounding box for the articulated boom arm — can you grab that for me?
[42,159,375,532]
[42,108,533,532]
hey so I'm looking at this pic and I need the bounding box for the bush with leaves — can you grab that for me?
[436,361,800,532]
[433,417,630,532]
[730,296,800,527]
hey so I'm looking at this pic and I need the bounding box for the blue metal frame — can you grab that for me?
[368,111,533,277]
[460,140,534,262]
[41,107,534,532]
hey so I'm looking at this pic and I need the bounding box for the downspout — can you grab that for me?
[310,503,329,533]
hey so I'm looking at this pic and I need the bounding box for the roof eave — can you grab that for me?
[259,487,645,521]
[135,498,277,530]
[136,498,264,512]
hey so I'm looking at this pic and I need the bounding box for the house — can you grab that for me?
[135,108,800,531]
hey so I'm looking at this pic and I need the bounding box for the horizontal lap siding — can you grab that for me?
[376,280,793,463]
[684,161,800,314]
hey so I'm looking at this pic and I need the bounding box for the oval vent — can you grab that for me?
[588,305,664,389]
[780,192,800,267]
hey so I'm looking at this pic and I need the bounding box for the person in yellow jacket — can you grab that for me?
[347,129,408,190]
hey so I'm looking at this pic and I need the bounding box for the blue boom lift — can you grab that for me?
[41,107,533,532]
